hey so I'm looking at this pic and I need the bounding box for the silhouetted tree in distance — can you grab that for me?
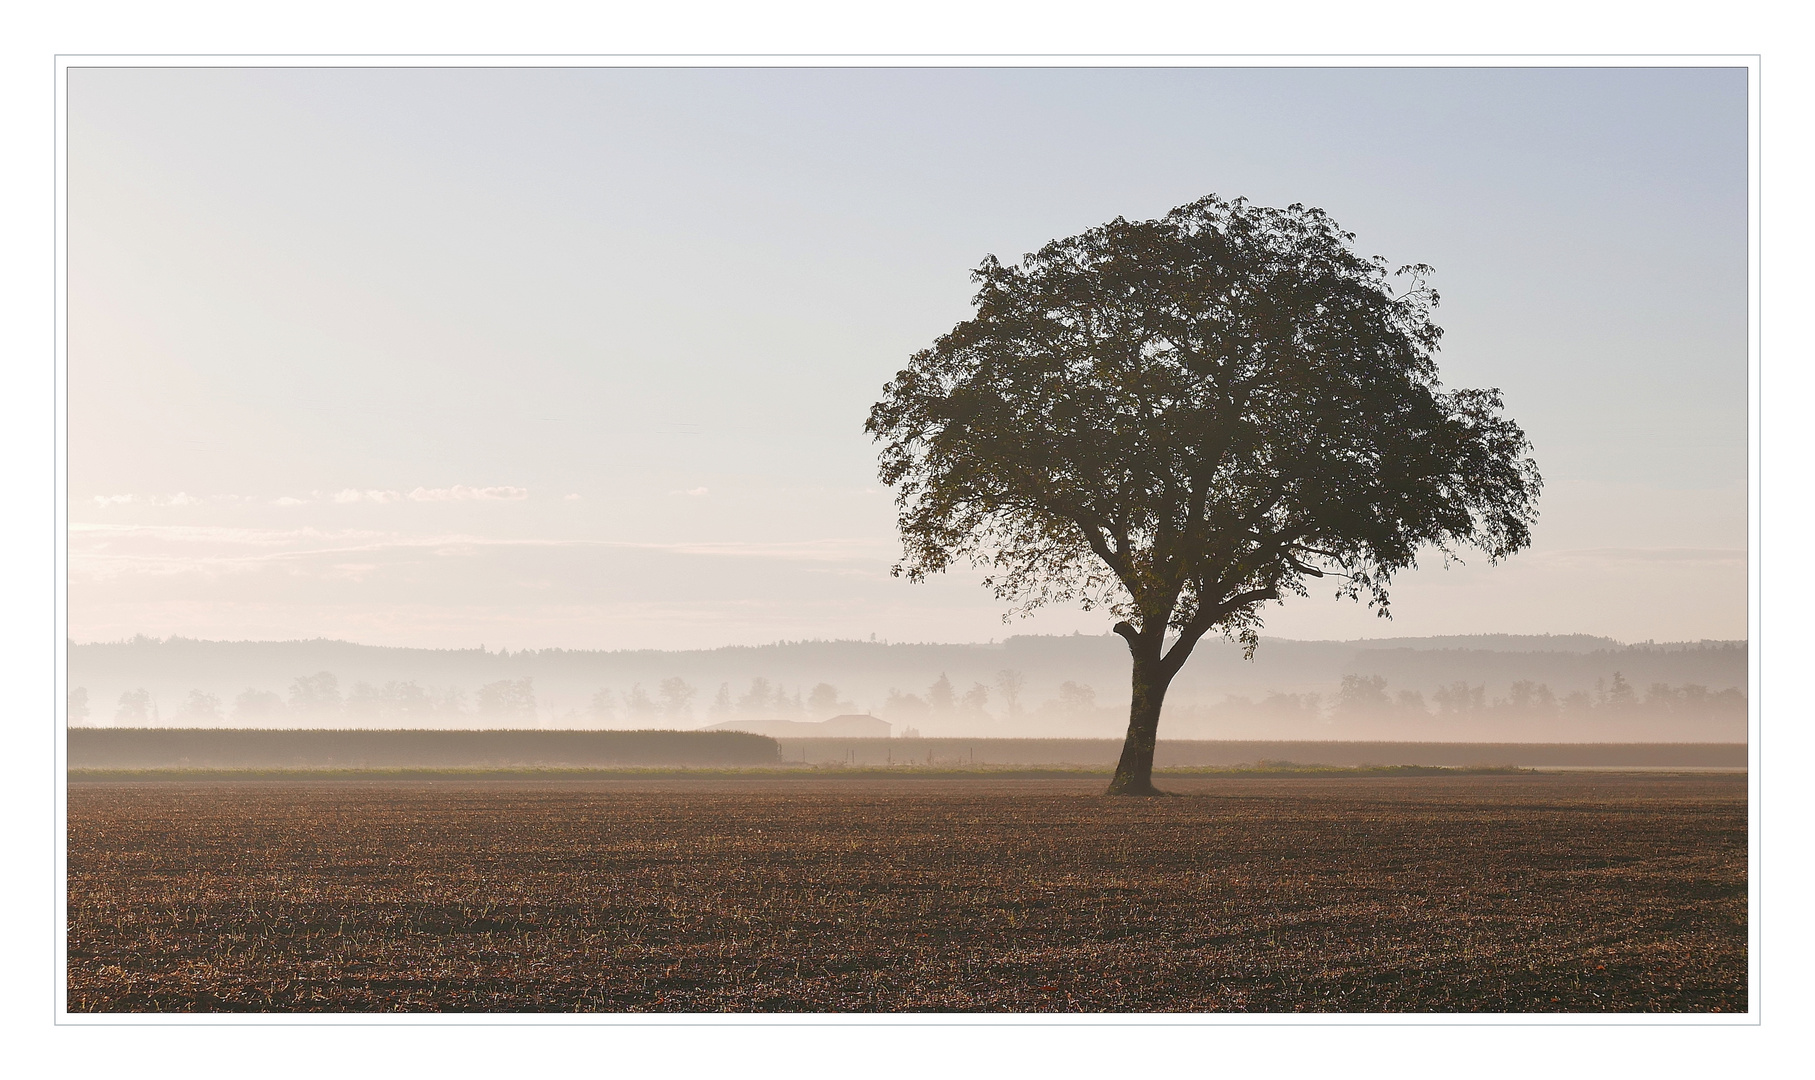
[1606,671,1636,709]
[624,683,658,718]
[658,676,697,718]
[343,681,435,724]
[736,677,773,716]
[806,683,855,717]
[1433,681,1486,716]
[388,681,437,722]
[883,688,929,724]
[1504,679,1555,715]
[346,682,385,722]
[115,688,151,724]
[1334,674,1392,719]
[995,669,1024,715]
[1056,681,1097,716]
[477,678,537,721]
[433,685,469,718]
[179,689,223,723]
[233,687,285,722]
[927,673,956,712]
[288,672,341,716]
[868,195,1541,794]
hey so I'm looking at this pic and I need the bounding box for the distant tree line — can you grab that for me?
[73,672,544,725]
[1323,671,1744,723]
[873,669,1746,730]
[66,666,1744,731]
[583,677,860,723]
[73,674,873,728]
[878,670,1028,723]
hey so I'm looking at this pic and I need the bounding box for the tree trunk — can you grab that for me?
[1106,645,1172,796]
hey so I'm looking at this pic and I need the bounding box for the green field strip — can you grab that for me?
[61,762,1578,782]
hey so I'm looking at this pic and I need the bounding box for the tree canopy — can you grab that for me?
[867,195,1541,793]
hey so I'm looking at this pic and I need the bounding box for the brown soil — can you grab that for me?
[66,773,1747,1013]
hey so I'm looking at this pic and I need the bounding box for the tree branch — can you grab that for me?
[1160,586,1279,679]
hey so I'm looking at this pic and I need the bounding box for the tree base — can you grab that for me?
[1104,776,1168,796]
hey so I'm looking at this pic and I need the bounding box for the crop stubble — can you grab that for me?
[66,774,1746,1012]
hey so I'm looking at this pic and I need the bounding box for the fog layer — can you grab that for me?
[68,633,1746,744]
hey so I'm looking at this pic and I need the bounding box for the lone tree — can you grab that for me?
[866,196,1541,795]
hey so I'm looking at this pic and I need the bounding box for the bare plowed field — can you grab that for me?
[66,774,1747,1013]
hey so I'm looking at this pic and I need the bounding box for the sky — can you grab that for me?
[66,65,1750,650]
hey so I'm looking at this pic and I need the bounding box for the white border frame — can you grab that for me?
[53,53,1763,1028]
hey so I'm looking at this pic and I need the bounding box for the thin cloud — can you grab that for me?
[407,485,529,502]
[90,493,201,506]
[121,487,535,505]
[265,486,528,505]
[67,523,894,580]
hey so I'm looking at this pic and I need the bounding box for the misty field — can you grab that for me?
[66,774,1746,1013]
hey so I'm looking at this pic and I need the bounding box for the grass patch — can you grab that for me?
[67,762,1535,782]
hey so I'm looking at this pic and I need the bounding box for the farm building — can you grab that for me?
[700,713,892,739]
